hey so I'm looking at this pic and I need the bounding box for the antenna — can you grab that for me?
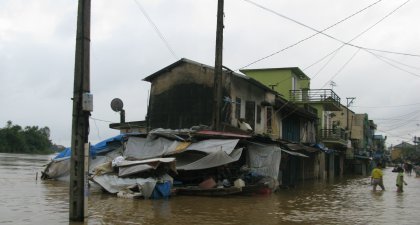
[110,98,125,123]
[329,81,337,90]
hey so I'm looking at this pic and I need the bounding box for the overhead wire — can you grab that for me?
[307,47,342,79]
[320,48,361,88]
[366,50,420,78]
[376,129,413,142]
[91,117,102,140]
[238,0,419,71]
[305,0,411,80]
[132,0,178,59]
[375,110,420,131]
[371,54,420,71]
[353,102,420,108]
[237,0,385,70]
[90,117,115,124]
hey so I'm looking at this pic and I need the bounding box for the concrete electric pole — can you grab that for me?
[213,0,224,131]
[70,0,92,221]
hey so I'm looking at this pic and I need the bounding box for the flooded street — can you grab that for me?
[1,153,420,225]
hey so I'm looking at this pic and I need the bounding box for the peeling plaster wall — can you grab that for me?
[148,63,214,129]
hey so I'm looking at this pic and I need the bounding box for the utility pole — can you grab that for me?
[213,0,224,131]
[346,97,355,131]
[70,0,91,221]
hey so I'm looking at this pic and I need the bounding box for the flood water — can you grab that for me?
[1,153,420,225]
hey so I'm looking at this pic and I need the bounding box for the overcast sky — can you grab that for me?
[1,0,419,147]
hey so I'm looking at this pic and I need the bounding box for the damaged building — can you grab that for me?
[42,58,333,199]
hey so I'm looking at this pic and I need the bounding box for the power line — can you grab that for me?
[320,48,361,88]
[375,118,420,122]
[238,0,419,70]
[237,0,384,70]
[307,46,343,79]
[90,117,115,123]
[377,129,413,141]
[366,50,420,78]
[353,102,420,108]
[371,54,420,71]
[376,110,420,130]
[305,0,411,78]
[133,0,178,59]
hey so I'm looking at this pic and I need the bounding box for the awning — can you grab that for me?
[195,130,251,138]
[177,148,243,170]
[281,149,309,158]
[354,155,372,160]
[115,158,177,177]
[124,137,183,159]
[186,139,239,155]
[286,143,319,153]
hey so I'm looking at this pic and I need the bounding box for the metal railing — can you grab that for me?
[320,128,347,144]
[290,89,341,108]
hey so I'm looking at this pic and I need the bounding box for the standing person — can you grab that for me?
[396,166,408,192]
[407,163,413,176]
[371,162,385,191]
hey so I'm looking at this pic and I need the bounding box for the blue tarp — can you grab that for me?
[151,181,171,199]
[53,134,125,160]
[313,143,335,154]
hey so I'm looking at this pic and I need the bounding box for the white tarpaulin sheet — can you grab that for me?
[92,174,157,196]
[124,137,180,160]
[115,157,176,167]
[247,143,282,181]
[186,139,239,155]
[177,148,243,170]
[116,158,177,177]
[118,164,154,177]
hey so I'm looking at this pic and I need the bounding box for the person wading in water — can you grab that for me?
[371,162,385,191]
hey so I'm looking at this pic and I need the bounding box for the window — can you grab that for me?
[257,105,261,124]
[235,97,241,119]
[245,101,255,129]
[292,76,297,90]
[266,107,272,132]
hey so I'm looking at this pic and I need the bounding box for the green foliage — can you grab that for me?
[0,121,53,154]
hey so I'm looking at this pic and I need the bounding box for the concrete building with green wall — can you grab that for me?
[241,67,346,178]
[240,67,310,99]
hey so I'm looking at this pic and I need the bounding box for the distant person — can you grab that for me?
[414,165,420,177]
[396,166,408,192]
[403,162,413,176]
[407,163,413,176]
[371,162,385,191]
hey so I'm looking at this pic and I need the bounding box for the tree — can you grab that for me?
[0,121,53,154]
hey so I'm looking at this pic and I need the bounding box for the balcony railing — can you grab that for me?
[290,89,341,111]
[320,128,348,146]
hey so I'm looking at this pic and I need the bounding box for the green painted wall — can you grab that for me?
[242,69,310,99]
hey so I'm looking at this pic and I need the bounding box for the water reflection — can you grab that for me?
[1,154,420,225]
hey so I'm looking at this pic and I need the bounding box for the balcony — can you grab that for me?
[320,128,348,147]
[290,89,341,111]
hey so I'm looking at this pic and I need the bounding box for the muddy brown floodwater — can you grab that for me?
[1,153,420,225]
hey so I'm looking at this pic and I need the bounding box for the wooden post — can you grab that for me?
[70,0,91,221]
[213,0,224,131]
